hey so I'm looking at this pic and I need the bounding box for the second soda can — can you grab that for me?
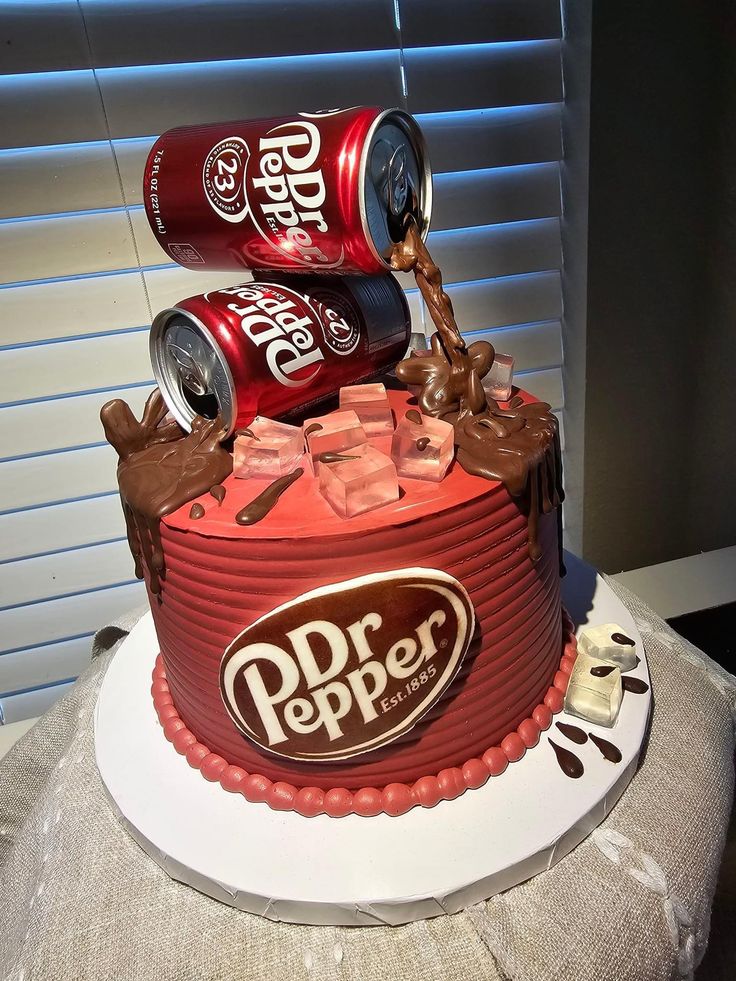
[149,274,412,435]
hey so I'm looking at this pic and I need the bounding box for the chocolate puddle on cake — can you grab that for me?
[391,220,564,564]
[100,390,231,594]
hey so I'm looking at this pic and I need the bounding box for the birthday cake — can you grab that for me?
[100,108,641,819]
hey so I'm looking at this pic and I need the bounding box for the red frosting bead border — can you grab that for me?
[151,614,578,818]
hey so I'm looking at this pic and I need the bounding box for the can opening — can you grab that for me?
[182,385,219,420]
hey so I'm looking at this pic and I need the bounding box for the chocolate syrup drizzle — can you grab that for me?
[405,409,422,424]
[210,484,226,505]
[548,738,584,779]
[100,390,232,594]
[189,503,205,520]
[589,733,622,763]
[611,632,635,646]
[590,664,616,677]
[415,436,430,451]
[555,721,587,744]
[623,677,649,694]
[391,220,564,562]
[319,452,358,464]
[235,468,304,526]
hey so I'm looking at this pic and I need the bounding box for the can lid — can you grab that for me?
[149,307,236,434]
[360,109,433,268]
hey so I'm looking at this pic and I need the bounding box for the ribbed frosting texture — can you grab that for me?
[151,479,562,790]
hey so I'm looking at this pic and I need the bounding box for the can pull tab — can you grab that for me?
[167,343,212,398]
[385,145,419,241]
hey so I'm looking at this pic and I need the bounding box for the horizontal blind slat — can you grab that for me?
[432,163,561,230]
[0,581,145,654]
[0,638,93,695]
[439,270,562,332]
[0,267,241,347]
[419,104,562,172]
[1,445,119,513]
[0,385,155,462]
[405,40,562,114]
[0,540,135,611]
[1,52,404,148]
[0,496,125,564]
[514,366,563,409]
[400,0,562,46]
[464,320,562,373]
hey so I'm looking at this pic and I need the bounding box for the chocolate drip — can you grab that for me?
[210,484,226,505]
[623,677,649,694]
[549,738,584,779]
[415,436,430,451]
[555,721,588,744]
[101,390,232,595]
[591,664,616,677]
[589,733,622,763]
[319,452,358,464]
[304,423,323,437]
[189,503,205,520]
[611,632,635,646]
[391,220,564,565]
[405,409,423,424]
[236,427,259,441]
[235,468,304,525]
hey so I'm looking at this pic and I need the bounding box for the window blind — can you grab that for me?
[0,0,575,722]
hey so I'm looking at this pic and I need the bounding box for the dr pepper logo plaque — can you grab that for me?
[219,569,475,761]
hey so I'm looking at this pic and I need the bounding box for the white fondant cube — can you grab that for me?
[564,652,623,728]
[578,622,639,672]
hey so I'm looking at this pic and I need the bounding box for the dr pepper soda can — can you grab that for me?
[143,107,432,275]
[150,274,411,434]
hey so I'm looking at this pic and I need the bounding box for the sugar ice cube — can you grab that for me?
[339,382,393,436]
[391,411,454,482]
[303,410,367,463]
[578,623,640,672]
[483,353,514,402]
[233,416,304,479]
[564,652,623,728]
[318,444,399,518]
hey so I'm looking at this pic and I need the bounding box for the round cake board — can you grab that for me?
[94,553,651,927]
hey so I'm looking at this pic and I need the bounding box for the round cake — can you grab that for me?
[138,387,572,817]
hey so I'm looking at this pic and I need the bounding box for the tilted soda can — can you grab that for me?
[150,274,411,434]
[143,107,432,275]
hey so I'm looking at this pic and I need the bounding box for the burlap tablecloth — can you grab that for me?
[1,577,735,981]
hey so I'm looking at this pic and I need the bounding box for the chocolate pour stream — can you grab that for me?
[391,220,564,564]
[100,390,232,595]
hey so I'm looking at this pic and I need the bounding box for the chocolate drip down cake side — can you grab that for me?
[101,107,646,820]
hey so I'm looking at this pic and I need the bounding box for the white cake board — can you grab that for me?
[94,553,651,927]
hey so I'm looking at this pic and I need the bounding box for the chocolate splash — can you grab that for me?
[304,423,323,437]
[549,738,584,779]
[555,721,587,744]
[405,409,423,424]
[591,664,616,677]
[623,677,649,694]
[101,389,232,594]
[210,484,226,505]
[235,468,304,526]
[415,436,430,451]
[392,220,564,563]
[189,503,205,520]
[236,427,259,441]
[589,732,622,763]
[611,632,635,646]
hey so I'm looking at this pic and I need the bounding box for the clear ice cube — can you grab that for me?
[483,353,514,402]
[318,444,399,518]
[303,409,366,462]
[339,382,394,436]
[578,623,639,672]
[233,416,304,479]
[564,652,623,728]
[391,411,454,482]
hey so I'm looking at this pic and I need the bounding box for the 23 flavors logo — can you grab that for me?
[202,137,249,222]
[219,569,475,762]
